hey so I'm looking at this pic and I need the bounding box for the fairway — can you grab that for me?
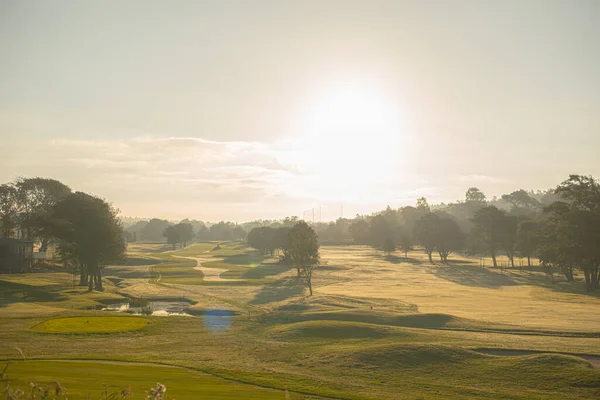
[2,360,294,399]
[32,316,151,333]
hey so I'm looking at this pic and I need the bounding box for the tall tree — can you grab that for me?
[43,192,125,291]
[382,238,396,256]
[470,206,506,267]
[349,219,370,245]
[289,221,320,296]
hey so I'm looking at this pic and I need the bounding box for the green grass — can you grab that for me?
[1,360,296,399]
[32,316,151,333]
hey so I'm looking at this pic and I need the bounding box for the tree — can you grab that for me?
[381,238,396,256]
[232,225,247,241]
[142,219,170,242]
[349,219,370,245]
[539,175,600,291]
[470,206,506,267]
[163,226,181,250]
[0,184,18,238]
[501,215,519,268]
[289,221,320,295]
[175,222,194,247]
[398,235,412,259]
[414,213,438,263]
[516,219,541,267]
[369,215,391,250]
[247,226,277,255]
[434,216,464,263]
[465,187,487,204]
[502,189,541,217]
[15,178,72,250]
[43,192,126,291]
[275,227,291,264]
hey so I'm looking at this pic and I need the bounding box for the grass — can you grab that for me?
[31,316,151,333]
[1,360,297,399]
[1,244,600,398]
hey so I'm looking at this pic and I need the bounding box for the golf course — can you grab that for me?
[1,242,599,399]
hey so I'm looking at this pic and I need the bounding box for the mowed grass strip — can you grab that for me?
[2,360,297,399]
[32,316,150,333]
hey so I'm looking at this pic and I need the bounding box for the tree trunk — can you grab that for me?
[509,255,515,268]
[79,263,87,286]
[404,250,408,259]
[308,280,313,296]
[95,270,103,291]
[584,269,592,291]
[427,252,433,263]
[527,256,531,268]
[40,237,50,253]
[296,267,300,276]
[491,251,498,268]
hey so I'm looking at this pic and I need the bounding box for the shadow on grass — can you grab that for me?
[242,262,293,279]
[104,267,150,279]
[249,276,305,305]
[381,254,426,266]
[429,265,518,288]
[0,280,67,307]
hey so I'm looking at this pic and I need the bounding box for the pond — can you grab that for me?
[102,301,192,316]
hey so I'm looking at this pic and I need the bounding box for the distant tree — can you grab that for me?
[289,221,320,295]
[43,192,126,291]
[349,219,370,245]
[381,238,396,256]
[142,219,170,242]
[369,215,392,250]
[163,226,181,250]
[502,189,541,217]
[275,227,291,264]
[416,197,430,212]
[516,219,541,267]
[414,213,438,263]
[123,230,135,243]
[434,217,464,263]
[247,226,277,255]
[465,187,487,204]
[209,221,236,241]
[232,225,247,241]
[398,234,412,259]
[500,215,519,267]
[175,222,194,247]
[194,222,211,241]
[470,206,506,268]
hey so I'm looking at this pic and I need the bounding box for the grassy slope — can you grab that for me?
[1,244,600,399]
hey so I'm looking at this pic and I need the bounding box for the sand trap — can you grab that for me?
[172,256,245,282]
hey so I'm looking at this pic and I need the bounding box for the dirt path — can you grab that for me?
[172,256,245,282]
[474,348,600,369]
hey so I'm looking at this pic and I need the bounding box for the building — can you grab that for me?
[0,238,34,273]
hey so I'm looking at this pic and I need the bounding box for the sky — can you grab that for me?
[1,0,599,221]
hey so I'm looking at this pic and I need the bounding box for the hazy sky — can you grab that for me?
[1,0,599,221]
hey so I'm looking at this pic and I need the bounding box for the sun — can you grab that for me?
[287,80,406,202]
